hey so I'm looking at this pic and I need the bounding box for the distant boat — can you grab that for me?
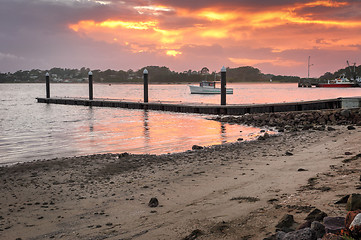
[189,81,233,94]
[317,74,361,88]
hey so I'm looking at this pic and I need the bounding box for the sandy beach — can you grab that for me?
[1,117,361,239]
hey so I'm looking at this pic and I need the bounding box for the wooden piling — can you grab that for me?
[221,66,226,105]
[45,72,50,98]
[143,69,149,103]
[88,71,93,100]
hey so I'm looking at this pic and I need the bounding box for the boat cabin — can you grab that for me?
[200,81,216,88]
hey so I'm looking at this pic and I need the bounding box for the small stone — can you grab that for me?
[267,198,279,204]
[183,229,203,240]
[237,138,243,141]
[275,231,286,239]
[327,126,336,131]
[347,125,356,130]
[192,145,203,150]
[278,128,285,132]
[258,135,265,141]
[298,168,308,172]
[285,151,293,156]
[148,197,159,208]
[118,152,129,158]
[263,132,270,139]
[321,233,343,240]
[345,152,353,155]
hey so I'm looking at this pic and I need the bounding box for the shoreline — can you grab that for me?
[1,120,361,239]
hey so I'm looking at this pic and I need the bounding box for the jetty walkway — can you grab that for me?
[36,97,361,115]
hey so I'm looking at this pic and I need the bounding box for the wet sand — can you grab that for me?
[1,126,361,239]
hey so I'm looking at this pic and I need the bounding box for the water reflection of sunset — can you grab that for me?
[75,109,262,155]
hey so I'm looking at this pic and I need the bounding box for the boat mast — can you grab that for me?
[307,56,313,79]
[347,60,357,81]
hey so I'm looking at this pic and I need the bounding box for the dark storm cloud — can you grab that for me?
[0,0,137,72]
[0,0,135,33]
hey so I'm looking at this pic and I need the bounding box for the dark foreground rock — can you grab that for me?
[276,214,295,232]
[323,217,345,234]
[346,194,361,211]
[148,197,159,208]
[277,227,316,240]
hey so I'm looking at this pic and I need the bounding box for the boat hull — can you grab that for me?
[189,85,233,94]
[317,83,356,88]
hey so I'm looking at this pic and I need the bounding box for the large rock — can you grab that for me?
[345,210,361,229]
[311,221,325,239]
[334,195,349,204]
[323,216,345,234]
[305,208,327,222]
[278,228,316,240]
[276,214,295,232]
[349,213,361,232]
[346,193,361,211]
[340,109,351,118]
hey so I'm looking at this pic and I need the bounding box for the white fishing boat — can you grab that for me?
[189,81,233,94]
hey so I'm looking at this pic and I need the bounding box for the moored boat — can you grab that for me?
[317,74,360,88]
[189,81,233,94]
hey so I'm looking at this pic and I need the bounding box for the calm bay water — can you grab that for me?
[1,83,361,165]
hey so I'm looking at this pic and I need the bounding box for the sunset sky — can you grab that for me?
[1,0,361,77]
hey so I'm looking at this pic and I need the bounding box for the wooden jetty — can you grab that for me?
[36,97,361,115]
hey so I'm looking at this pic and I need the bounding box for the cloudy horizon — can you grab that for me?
[1,0,361,77]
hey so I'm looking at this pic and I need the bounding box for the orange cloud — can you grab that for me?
[303,0,349,8]
[166,50,182,56]
[229,57,304,67]
[69,20,158,32]
[68,0,361,61]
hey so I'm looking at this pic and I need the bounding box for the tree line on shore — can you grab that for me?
[0,65,359,84]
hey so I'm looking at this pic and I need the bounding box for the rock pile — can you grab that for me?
[265,194,361,240]
[214,109,361,131]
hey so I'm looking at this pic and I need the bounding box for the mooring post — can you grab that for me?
[88,71,93,100]
[143,68,148,103]
[221,66,226,105]
[45,72,50,98]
